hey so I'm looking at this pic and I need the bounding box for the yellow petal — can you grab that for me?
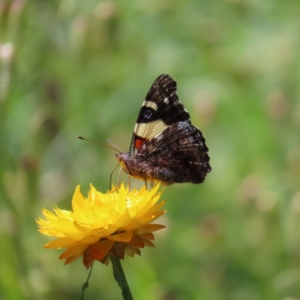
[107,231,132,242]
[59,244,88,260]
[43,238,74,249]
[135,224,166,234]
[64,252,83,265]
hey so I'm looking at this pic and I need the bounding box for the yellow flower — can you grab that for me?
[37,183,166,268]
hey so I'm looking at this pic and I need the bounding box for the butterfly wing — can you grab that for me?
[137,121,211,183]
[129,74,190,155]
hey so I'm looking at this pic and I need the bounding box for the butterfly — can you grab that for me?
[116,74,211,185]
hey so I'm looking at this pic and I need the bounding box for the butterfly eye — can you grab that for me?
[143,109,153,120]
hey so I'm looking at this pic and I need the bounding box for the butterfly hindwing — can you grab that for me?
[138,122,210,183]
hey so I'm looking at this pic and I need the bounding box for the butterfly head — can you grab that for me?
[116,153,131,175]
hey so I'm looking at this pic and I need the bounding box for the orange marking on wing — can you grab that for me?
[135,138,146,150]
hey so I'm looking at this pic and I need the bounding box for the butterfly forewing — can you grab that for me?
[130,74,190,155]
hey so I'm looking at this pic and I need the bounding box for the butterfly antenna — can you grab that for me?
[106,139,123,153]
[78,136,121,153]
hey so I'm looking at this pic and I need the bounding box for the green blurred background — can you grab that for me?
[1,0,300,299]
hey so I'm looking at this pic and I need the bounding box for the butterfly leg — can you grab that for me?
[128,174,131,189]
[110,163,120,189]
[117,167,123,188]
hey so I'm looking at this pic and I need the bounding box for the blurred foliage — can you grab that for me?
[0,0,300,299]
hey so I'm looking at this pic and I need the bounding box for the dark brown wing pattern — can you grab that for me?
[136,121,211,184]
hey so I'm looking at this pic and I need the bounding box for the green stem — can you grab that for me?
[79,264,93,300]
[110,255,134,300]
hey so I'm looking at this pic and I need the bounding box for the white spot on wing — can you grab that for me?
[164,97,169,104]
[143,100,158,111]
[135,121,168,139]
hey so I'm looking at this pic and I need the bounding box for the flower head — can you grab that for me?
[37,183,166,268]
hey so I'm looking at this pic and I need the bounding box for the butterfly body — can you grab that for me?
[116,74,211,185]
